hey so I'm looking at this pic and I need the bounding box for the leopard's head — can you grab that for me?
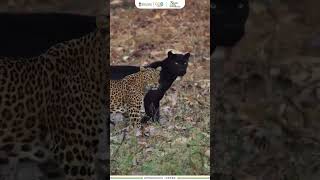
[140,66,161,91]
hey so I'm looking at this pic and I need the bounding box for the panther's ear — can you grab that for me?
[184,53,191,60]
[168,51,173,57]
[156,66,162,71]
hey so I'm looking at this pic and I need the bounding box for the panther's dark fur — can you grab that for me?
[211,0,249,53]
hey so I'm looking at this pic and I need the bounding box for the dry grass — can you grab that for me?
[110,0,210,175]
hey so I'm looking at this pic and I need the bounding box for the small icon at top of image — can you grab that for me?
[170,1,178,7]
[154,1,164,7]
[135,0,184,9]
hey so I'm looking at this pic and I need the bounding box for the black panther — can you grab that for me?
[0,13,96,58]
[111,51,190,121]
[210,1,250,179]
[211,0,249,54]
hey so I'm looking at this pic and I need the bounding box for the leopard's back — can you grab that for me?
[110,67,161,127]
[0,29,106,180]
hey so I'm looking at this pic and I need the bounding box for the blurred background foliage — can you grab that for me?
[214,0,320,179]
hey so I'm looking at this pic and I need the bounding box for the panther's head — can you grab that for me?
[141,66,161,91]
[163,51,190,77]
[211,0,249,53]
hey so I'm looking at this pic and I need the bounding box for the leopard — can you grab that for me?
[111,51,191,122]
[110,67,161,129]
[0,25,108,180]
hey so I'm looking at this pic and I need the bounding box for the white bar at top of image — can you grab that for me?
[135,0,185,9]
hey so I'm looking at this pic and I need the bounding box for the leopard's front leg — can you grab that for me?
[128,104,143,129]
[127,91,145,135]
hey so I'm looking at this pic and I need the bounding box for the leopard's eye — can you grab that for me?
[175,62,179,65]
[238,3,244,9]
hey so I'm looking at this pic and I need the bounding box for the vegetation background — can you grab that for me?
[110,0,210,175]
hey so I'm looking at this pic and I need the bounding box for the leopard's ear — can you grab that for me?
[156,67,162,71]
[140,66,146,71]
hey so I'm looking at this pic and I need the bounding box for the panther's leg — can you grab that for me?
[143,95,153,121]
[140,100,151,123]
[145,102,160,122]
[144,94,160,122]
[152,102,160,121]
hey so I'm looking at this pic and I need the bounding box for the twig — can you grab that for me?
[111,129,127,159]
